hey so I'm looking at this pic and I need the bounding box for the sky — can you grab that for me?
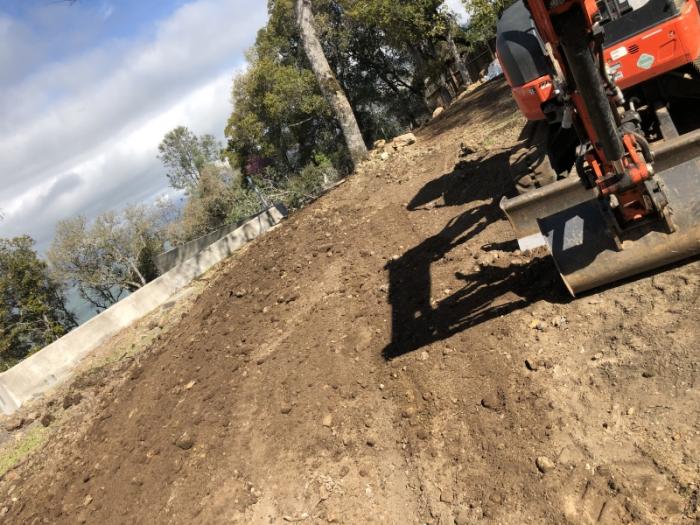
[0,0,468,253]
[444,0,469,24]
[0,0,268,251]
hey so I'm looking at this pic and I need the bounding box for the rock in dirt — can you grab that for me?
[3,417,25,432]
[280,404,293,415]
[536,456,556,473]
[62,392,83,410]
[40,413,55,427]
[481,394,500,410]
[529,319,546,331]
[551,315,567,328]
[322,414,333,427]
[373,139,386,149]
[454,509,472,525]
[525,358,539,371]
[175,431,195,450]
[392,132,416,148]
[432,107,445,118]
[401,406,417,419]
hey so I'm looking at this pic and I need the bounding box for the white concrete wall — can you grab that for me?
[0,206,285,415]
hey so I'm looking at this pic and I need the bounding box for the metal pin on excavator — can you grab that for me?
[497,0,700,295]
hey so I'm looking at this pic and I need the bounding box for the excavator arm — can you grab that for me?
[499,0,700,295]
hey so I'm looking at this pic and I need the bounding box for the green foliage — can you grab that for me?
[283,160,340,209]
[166,165,256,244]
[158,126,221,192]
[49,205,169,310]
[225,0,456,180]
[0,236,76,370]
[462,0,513,45]
[0,425,47,477]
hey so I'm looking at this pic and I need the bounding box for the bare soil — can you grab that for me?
[1,80,699,524]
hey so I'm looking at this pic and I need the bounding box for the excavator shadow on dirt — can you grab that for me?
[383,147,570,360]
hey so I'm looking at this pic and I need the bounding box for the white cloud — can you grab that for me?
[443,0,470,24]
[0,0,267,250]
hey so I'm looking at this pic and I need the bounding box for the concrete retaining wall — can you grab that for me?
[155,210,276,274]
[0,205,286,415]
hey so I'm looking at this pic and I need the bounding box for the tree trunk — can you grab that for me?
[295,0,367,168]
[448,31,471,86]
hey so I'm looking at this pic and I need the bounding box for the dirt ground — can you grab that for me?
[1,80,699,524]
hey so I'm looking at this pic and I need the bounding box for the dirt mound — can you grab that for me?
[1,80,698,524]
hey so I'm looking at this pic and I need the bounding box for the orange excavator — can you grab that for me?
[496,0,700,295]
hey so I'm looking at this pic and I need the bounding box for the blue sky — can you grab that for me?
[0,0,268,250]
[0,1,468,252]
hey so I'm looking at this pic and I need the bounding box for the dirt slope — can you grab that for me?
[1,80,699,524]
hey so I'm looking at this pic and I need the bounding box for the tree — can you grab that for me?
[462,0,513,46]
[295,0,367,167]
[157,126,221,192]
[48,204,169,311]
[0,236,77,370]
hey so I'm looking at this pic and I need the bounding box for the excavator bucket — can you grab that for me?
[501,130,700,296]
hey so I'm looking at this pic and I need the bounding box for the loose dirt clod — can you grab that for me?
[536,456,556,474]
[174,432,194,450]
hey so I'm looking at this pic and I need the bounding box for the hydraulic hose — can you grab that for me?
[555,8,625,163]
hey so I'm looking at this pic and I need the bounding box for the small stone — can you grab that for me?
[280,404,293,415]
[175,431,195,450]
[419,351,429,361]
[359,468,369,477]
[184,380,196,390]
[3,417,25,432]
[525,358,539,371]
[62,392,83,410]
[432,106,445,118]
[40,413,54,427]
[393,132,417,148]
[536,456,556,473]
[551,316,567,328]
[373,139,386,149]
[454,509,471,525]
[529,319,546,331]
[379,152,390,161]
[481,394,499,410]
[322,414,333,427]
[626,407,636,416]
[416,429,429,440]
[401,406,417,419]
[439,490,454,503]
[83,495,93,507]
[642,370,656,378]
[366,436,376,447]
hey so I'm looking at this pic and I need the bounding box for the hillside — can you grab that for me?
[1,80,699,524]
